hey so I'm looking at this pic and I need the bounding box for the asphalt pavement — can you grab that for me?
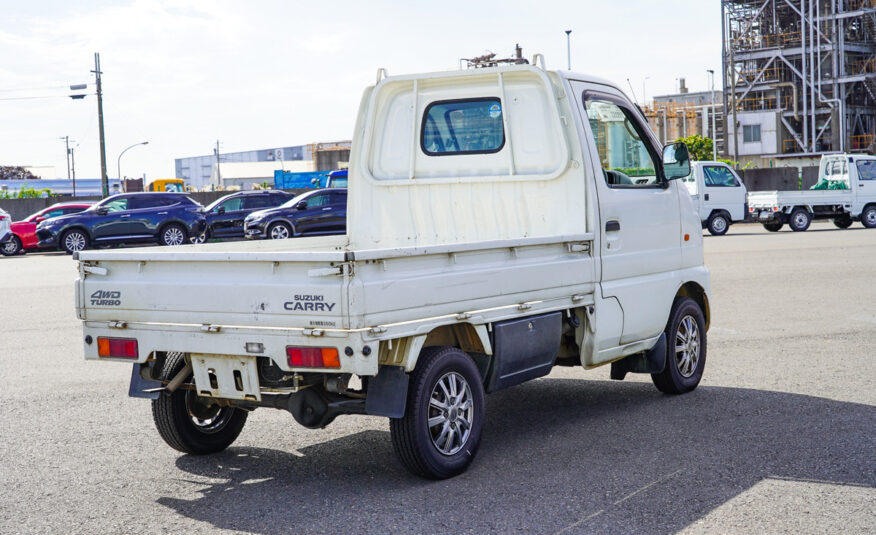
[1,221,874,534]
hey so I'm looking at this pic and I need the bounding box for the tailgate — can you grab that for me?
[76,249,350,330]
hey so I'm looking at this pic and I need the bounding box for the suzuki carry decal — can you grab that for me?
[284,294,336,312]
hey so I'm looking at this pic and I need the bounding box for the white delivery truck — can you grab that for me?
[748,154,876,231]
[74,62,710,479]
[682,161,748,235]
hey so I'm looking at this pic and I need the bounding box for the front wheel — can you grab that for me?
[861,206,876,229]
[788,209,811,232]
[268,222,293,240]
[160,224,187,246]
[151,352,248,454]
[706,213,730,236]
[61,229,89,254]
[651,297,706,395]
[390,346,485,479]
[1,235,22,256]
[833,215,853,229]
[763,222,783,232]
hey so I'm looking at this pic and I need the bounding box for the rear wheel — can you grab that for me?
[1,235,21,256]
[833,215,853,229]
[160,224,187,246]
[763,222,783,232]
[390,346,485,479]
[268,222,292,240]
[706,213,730,236]
[651,297,706,395]
[861,205,876,229]
[151,352,248,454]
[788,209,811,232]
[61,229,89,254]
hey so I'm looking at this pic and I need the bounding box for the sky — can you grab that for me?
[0,0,723,180]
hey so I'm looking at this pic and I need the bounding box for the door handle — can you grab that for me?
[605,220,620,232]
[120,214,130,218]
[704,194,710,201]
[322,207,332,211]
[158,211,168,215]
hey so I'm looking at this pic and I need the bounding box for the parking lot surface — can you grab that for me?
[1,222,874,534]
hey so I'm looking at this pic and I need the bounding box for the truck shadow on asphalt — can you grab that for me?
[158,379,875,534]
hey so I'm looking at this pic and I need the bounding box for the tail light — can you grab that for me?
[97,337,139,359]
[286,346,340,368]
[748,206,755,212]
[772,205,780,212]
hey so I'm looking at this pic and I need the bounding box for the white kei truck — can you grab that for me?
[748,154,876,232]
[75,61,711,479]
[682,161,748,236]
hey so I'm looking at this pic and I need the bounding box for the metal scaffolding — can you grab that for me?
[722,0,876,160]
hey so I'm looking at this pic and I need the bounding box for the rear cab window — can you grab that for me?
[421,98,505,156]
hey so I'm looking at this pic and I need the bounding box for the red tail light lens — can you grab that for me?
[286,346,340,368]
[97,337,139,359]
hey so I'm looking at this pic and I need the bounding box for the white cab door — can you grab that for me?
[854,159,876,200]
[701,164,746,222]
[571,80,683,347]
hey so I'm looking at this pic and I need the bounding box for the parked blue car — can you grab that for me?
[36,192,206,254]
[194,190,297,243]
[243,188,347,240]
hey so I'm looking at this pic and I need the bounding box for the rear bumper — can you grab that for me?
[81,321,378,377]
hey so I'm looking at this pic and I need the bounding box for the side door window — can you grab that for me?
[217,197,244,212]
[703,166,739,187]
[306,193,330,208]
[102,197,129,213]
[244,195,272,210]
[583,98,662,187]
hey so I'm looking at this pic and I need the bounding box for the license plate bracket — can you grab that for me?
[190,354,261,401]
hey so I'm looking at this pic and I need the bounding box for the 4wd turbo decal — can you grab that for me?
[90,290,121,306]
[284,294,336,312]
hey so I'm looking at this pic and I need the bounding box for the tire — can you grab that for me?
[390,346,485,479]
[189,231,208,244]
[706,213,730,236]
[763,222,783,232]
[861,205,876,229]
[268,222,292,240]
[151,352,248,455]
[833,215,853,229]
[160,224,187,246]
[651,297,707,395]
[788,209,811,232]
[1,235,21,256]
[61,229,89,254]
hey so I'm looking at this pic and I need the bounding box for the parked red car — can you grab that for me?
[1,202,93,256]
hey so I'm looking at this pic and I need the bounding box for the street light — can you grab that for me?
[565,30,572,70]
[707,69,717,160]
[117,141,149,184]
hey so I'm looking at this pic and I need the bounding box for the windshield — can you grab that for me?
[330,177,348,187]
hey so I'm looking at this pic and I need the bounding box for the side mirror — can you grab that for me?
[662,142,691,181]
[97,207,109,216]
[217,206,226,214]
[34,216,46,223]
[296,201,308,210]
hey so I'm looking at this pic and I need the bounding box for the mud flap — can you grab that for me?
[365,365,409,418]
[128,363,162,399]
[610,333,667,380]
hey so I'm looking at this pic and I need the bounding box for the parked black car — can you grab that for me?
[243,188,347,239]
[37,192,206,254]
[194,190,296,243]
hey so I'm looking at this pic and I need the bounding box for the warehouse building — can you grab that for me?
[175,141,350,189]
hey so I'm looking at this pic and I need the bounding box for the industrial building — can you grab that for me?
[175,141,351,189]
[643,79,726,155]
[721,0,876,167]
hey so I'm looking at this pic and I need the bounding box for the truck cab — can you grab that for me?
[683,161,748,235]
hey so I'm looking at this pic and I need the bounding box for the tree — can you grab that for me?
[675,134,713,161]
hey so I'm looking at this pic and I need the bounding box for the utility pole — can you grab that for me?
[70,146,77,196]
[60,136,71,180]
[565,30,572,70]
[707,69,717,160]
[92,53,108,197]
[214,140,222,188]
